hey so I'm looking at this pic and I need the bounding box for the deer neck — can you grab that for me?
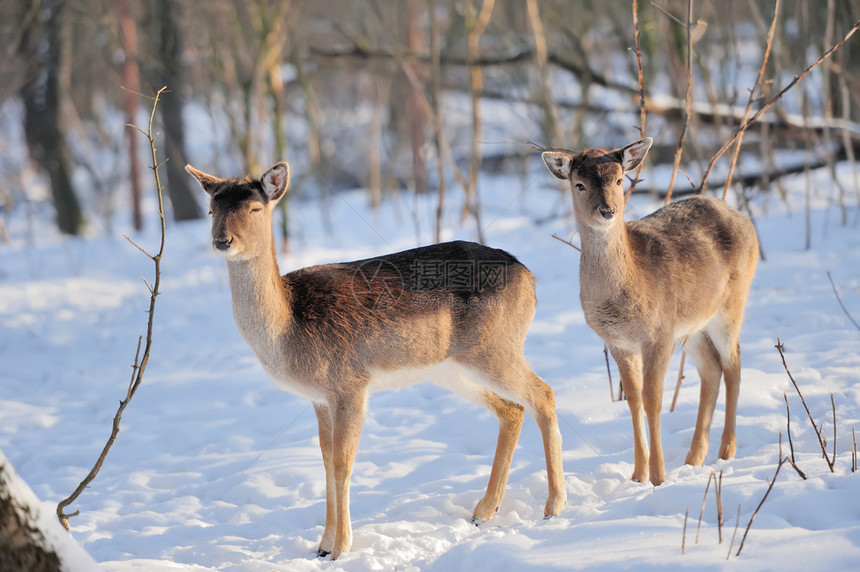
[578,220,637,300]
[225,238,292,350]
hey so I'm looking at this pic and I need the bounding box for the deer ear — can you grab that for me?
[542,151,573,180]
[185,164,222,195]
[619,138,652,173]
[261,161,290,203]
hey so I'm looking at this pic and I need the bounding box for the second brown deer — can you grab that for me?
[542,138,758,486]
[186,161,567,560]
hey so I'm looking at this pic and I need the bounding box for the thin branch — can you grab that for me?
[722,0,780,200]
[716,470,724,544]
[665,0,695,204]
[700,18,860,191]
[682,506,689,554]
[626,0,648,202]
[783,393,796,463]
[122,234,155,259]
[551,233,581,252]
[736,456,786,557]
[831,392,837,468]
[775,335,835,472]
[847,426,857,469]
[827,271,860,331]
[783,393,808,479]
[57,86,169,531]
[670,348,687,413]
[695,471,714,544]
[727,503,741,560]
[603,344,614,402]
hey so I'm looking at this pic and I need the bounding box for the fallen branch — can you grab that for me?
[56,86,168,531]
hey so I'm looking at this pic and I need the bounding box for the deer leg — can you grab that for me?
[641,341,673,486]
[475,360,567,517]
[612,348,648,483]
[523,370,568,518]
[313,403,336,557]
[719,340,742,460]
[329,390,368,561]
[472,392,524,523]
[684,333,723,466]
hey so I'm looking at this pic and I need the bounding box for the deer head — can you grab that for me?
[542,138,652,229]
[186,162,289,260]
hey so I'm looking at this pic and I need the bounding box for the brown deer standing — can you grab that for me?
[186,161,567,560]
[542,138,758,486]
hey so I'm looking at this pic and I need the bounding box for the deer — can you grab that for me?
[185,161,567,560]
[542,137,758,487]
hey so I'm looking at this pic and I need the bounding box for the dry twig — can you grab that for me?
[776,335,836,472]
[700,18,860,192]
[827,271,860,332]
[783,393,808,479]
[695,471,714,544]
[603,344,615,402]
[727,503,741,560]
[721,0,780,200]
[664,0,695,204]
[625,0,648,203]
[551,233,581,252]
[695,470,724,545]
[670,346,686,413]
[56,86,168,531]
[852,427,857,473]
[682,506,689,554]
[736,455,786,557]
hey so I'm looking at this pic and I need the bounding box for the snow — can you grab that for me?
[1,156,859,571]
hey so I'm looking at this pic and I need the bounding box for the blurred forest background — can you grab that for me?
[0,0,858,249]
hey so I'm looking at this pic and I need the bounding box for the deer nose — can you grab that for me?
[213,237,233,251]
[599,206,616,219]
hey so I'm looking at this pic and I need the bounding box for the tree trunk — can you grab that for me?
[0,454,62,572]
[154,0,202,222]
[405,0,428,196]
[117,0,143,231]
[21,0,83,236]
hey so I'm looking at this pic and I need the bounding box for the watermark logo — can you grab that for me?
[351,260,404,310]
[351,258,508,309]
[409,260,507,291]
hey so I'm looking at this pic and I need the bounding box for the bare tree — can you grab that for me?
[20,0,83,235]
[151,0,202,222]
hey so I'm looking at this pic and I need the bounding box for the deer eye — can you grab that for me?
[575,183,586,192]
[250,206,263,214]
[617,178,624,186]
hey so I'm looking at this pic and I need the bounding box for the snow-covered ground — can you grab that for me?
[1,155,859,571]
